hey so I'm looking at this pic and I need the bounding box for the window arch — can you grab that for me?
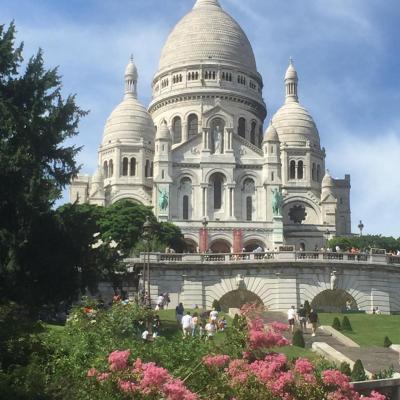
[238,117,246,138]
[187,114,198,139]
[122,157,128,176]
[183,196,189,220]
[246,196,253,221]
[211,173,225,210]
[109,159,114,177]
[103,161,108,178]
[298,160,304,179]
[145,160,150,178]
[172,116,182,144]
[250,121,256,145]
[290,160,296,180]
[150,162,154,177]
[130,157,136,176]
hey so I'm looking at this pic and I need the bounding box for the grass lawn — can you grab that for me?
[318,313,400,346]
[271,345,321,362]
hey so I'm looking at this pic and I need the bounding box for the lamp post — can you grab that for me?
[358,220,364,237]
[142,216,152,309]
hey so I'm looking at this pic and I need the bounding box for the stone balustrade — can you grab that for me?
[127,251,400,266]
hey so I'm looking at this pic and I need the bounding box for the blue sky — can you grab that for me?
[3,0,400,237]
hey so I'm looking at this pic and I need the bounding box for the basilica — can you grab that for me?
[70,0,351,253]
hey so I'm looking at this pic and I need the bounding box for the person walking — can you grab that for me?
[175,302,184,324]
[191,312,199,336]
[205,320,217,340]
[287,305,296,334]
[308,308,319,337]
[297,304,307,332]
[181,311,193,338]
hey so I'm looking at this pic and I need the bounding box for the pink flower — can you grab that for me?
[163,379,198,400]
[118,380,138,393]
[203,355,230,368]
[362,391,386,400]
[140,362,170,393]
[267,371,294,396]
[270,322,290,332]
[322,370,351,391]
[226,359,250,385]
[87,367,98,377]
[108,350,130,371]
[97,372,110,382]
[294,358,314,375]
[249,329,290,350]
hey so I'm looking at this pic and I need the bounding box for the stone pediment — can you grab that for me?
[171,135,203,161]
[203,103,234,121]
[233,134,264,158]
[321,193,337,203]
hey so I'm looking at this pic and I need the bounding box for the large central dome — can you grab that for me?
[158,0,257,74]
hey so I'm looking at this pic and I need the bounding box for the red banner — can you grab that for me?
[232,229,243,253]
[199,228,208,253]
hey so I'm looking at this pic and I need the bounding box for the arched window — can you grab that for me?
[317,165,321,182]
[271,171,275,181]
[290,160,296,179]
[213,174,224,210]
[122,157,128,176]
[246,196,252,221]
[145,160,150,178]
[150,162,154,177]
[109,159,114,177]
[250,121,256,144]
[172,116,182,144]
[312,163,316,181]
[130,157,136,176]
[238,117,246,138]
[187,114,198,138]
[183,195,189,220]
[298,160,304,179]
[162,170,165,180]
[103,161,108,178]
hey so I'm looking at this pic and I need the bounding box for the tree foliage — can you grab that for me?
[328,235,400,252]
[0,22,86,307]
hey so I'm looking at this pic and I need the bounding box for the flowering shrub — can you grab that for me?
[202,354,230,368]
[88,352,197,400]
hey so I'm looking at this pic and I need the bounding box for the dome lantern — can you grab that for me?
[193,0,221,9]
[124,55,138,99]
[285,57,298,104]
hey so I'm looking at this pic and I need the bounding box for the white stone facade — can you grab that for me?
[70,0,351,251]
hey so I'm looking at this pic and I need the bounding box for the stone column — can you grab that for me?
[201,184,209,217]
[115,148,121,178]
[202,128,211,153]
[227,183,236,219]
[225,128,234,153]
[182,122,188,142]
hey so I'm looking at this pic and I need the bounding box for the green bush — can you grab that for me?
[341,316,352,331]
[340,361,352,377]
[292,329,305,348]
[383,336,392,348]
[351,359,367,382]
[212,299,222,312]
[332,317,341,331]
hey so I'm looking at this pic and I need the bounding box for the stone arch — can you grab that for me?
[176,169,198,186]
[184,237,198,253]
[205,168,232,184]
[311,289,358,312]
[219,290,263,312]
[111,194,145,205]
[243,239,266,252]
[283,198,321,225]
[209,238,231,253]
[237,171,262,188]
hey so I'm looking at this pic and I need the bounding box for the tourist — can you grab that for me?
[335,245,341,253]
[375,306,381,315]
[287,305,296,334]
[153,315,161,336]
[210,308,219,322]
[346,300,352,311]
[218,316,227,331]
[175,302,184,324]
[142,329,152,342]
[205,320,217,340]
[192,312,199,336]
[297,304,307,332]
[308,308,319,337]
[156,294,164,310]
[181,311,193,338]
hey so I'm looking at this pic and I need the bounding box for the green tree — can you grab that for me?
[351,359,367,382]
[328,235,400,253]
[383,336,392,348]
[341,316,352,331]
[339,361,352,377]
[292,329,305,348]
[0,22,86,306]
[332,317,341,331]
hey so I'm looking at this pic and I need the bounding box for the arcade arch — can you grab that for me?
[311,289,358,313]
[219,290,263,312]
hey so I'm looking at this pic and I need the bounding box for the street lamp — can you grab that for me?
[358,220,364,236]
[142,216,152,309]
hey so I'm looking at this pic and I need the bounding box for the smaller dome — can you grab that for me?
[125,60,138,80]
[156,119,172,140]
[322,170,334,188]
[264,121,279,142]
[285,59,298,81]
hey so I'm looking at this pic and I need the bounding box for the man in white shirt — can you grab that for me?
[210,309,219,322]
[287,306,297,333]
[181,312,193,337]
